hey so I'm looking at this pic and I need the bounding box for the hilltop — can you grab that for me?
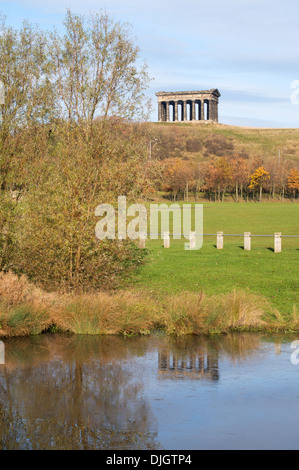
[147,121,299,164]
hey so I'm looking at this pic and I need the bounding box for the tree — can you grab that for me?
[162,158,199,201]
[0,11,153,291]
[49,10,150,136]
[0,19,55,134]
[203,158,233,201]
[287,168,299,199]
[249,166,270,202]
[231,156,250,202]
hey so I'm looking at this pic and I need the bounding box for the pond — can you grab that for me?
[0,333,298,450]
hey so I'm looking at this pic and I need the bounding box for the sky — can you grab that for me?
[1,0,299,128]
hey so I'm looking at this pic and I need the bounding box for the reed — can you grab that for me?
[52,291,160,335]
[160,290,269,335]
[0,271,54,337]
[0,272,297,337]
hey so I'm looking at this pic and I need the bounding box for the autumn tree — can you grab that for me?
[287,168,299,199]
[230,156,250,202]
[203,158,233,201]
[0,11,153,291]
[162,158,199,201]
[248,166,270,202]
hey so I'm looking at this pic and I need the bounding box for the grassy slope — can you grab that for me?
[148,121,299,163]
[131,202,299,317]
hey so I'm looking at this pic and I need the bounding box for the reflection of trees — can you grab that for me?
[0,332,268,449]
[0,334,161,450]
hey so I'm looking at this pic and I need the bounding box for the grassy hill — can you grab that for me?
[147,121,299,164]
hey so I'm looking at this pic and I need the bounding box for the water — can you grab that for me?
[0,333,298,450]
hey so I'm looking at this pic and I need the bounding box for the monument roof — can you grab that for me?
[155,89,221,98]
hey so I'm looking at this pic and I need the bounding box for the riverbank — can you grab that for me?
[0,271,298,338]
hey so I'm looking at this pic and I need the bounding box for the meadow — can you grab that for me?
[132,202,299,317]
[0,202,298,337]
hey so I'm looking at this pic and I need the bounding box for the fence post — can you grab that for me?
[217,231,223,249]
[139,232,146,248]
[163,231,170,248]
[189,231,196,250]
[274,232,282,253]
[244,232,251,251]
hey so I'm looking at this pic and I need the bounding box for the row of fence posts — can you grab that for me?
[138,232,285,253]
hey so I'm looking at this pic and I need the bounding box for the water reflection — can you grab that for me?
[0,333,294,450]
[158,349,219,381]
[0,334,160,450]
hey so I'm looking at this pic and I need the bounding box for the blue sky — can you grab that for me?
[1,0,299,127]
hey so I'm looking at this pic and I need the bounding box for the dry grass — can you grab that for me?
[0,271,55,337]
[0,271,297,337]
[53,291,160,335]
[160,290,269,335]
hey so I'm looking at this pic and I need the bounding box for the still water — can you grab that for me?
[0,333,298,450]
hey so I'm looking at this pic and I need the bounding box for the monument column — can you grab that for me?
[192,100,196,121]
[200,100,204,120]
[158,102,163,122]
[209,100,218,121]
[174,102,178,122]
[182,101,187,121]
[166,101,170,122]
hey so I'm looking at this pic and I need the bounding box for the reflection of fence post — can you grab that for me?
[244,232,251,251]
[163,231,170,248]
[139,232,146,248]
[189,231,196,250]
[0,341,4,365]
[217,231,223,249]
[274,232,282,253]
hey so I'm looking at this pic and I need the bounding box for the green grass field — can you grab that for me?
[131,202,299,317]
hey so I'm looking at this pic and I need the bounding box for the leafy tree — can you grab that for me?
[249,166,270,202]
[162,157,199,201]
[0,11,152,291]
[49,10,150,136]
[203,158,233,201]
[287,168,299,199]
[231,156,250,202]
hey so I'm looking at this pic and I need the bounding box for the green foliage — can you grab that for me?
[0,11,153,292]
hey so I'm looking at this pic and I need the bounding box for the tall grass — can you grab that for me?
[52,291,160,335]
[0,272,54,337]
[160,290,270,335]
[0,271,296,337]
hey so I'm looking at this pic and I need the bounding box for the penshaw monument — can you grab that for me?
[156,88,220,122]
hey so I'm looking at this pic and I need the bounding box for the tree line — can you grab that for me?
[161,155,299,202]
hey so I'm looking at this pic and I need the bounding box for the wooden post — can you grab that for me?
[163,231,170,248]
[274,232,282,253]
[189,231,196,250]
[244,232,251,251]
[217,231,223,249]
